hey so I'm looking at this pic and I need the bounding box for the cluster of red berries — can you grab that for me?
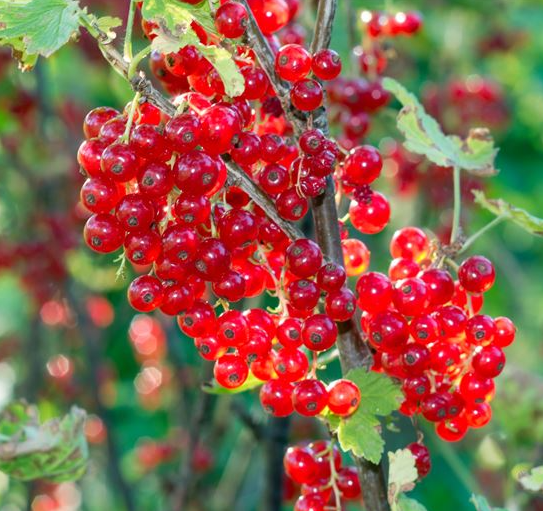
[275,43,342,111]
[77,95,371,417]
[361,10,423,39]
[355,226,516,441]
[284,441,362,511]
[0,217,76,305]
[423,76,509,136]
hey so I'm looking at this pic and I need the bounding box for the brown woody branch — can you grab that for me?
[237,1,390,509]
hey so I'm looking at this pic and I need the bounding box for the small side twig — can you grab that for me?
[170,363,216,511]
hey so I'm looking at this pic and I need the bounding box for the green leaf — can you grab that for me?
[470,494,509,511]
[0,402,88,482]
[202,372,263,395]
[396,495,428,511]
[141,0,216,36]
[94,15,122,40]
[0,0,83,69]
[328,369,403,464]
[388,449,418,507]
[517,466,543,492]
[473,190,543,237]
[383,77,499,177]
[150,21,244,98]
[198,44,245,97]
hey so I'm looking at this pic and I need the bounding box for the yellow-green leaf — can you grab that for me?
[473,190,543,236]
[383,77,499,177]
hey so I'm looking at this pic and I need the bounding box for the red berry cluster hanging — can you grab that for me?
[361,10,423,38]
[355,227,516,441]
[284,441,362,511]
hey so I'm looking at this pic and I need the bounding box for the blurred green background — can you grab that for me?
[0,0,543,510]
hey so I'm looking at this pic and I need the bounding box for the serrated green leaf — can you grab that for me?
[94,15,122,40]
[473,190,543,237]
[470,494,509,511]
[388,449,418,507]
[0,0,82,68]
[517,466,543,492]
[0,402,88,482]
[397,495,428,511]
[202,372,263,395]
[383,77,499,177]
[329,369,402,464]
[150,21,244,98]
[141,0,216,36]
[198,44,244,97]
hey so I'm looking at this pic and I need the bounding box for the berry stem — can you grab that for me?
[459,215,505,255]
[328,439,343,511]
[450,165,462,244]
[123,0,137,61]
[121,91,141,143]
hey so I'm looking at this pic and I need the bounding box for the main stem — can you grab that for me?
[450,166,462,243]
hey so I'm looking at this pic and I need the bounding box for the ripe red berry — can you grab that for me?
[247,0,289,35]
[78,138,108,177]
[493,316,516,348]
[302,314,338,351]
[392,277,429,316]
[161,283,195,315]
[286,239,323,278]
[200,105,242,155]
[275,44,312,82]
[311,49,342,80]
[284,446,318,484]
[179,300,217,338]
[215,1,248,38]
[290,79,323,111]
[327,379,360,416]
[343,145,382,186]
[165,113,202,153]
[260,379,294,416]
[349,191,390,234]
[217,310,250,348]
[194,238,231,281]
[389,258,420,281]
[316,262,346,293]
[124,230,162,265]
[389,227,430,262]
[465,314,496,346]
[84,213,125,253]
[464,402,492,428]
[292,379,328,416]
[337,466,362,499]
[214,354,249,389]
[83,106,119,139]
[435,415,468,442]
[127,275,164,312]
[356,271,392,314]
[101,142,140,182]
[273,348,309,382]
[368,310,408,352]
[138,161,174,198]
[407,442,431,478]
[472,345,505,378]
[212,270,246,302]
[80,178,121,214]
[115,194,155,231]
[458,255,495,294]
[419,268,455,307]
